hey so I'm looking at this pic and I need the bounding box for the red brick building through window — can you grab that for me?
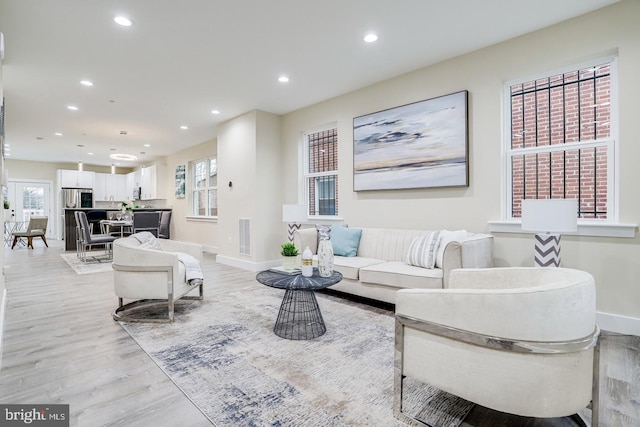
[305,127,338,216]
[507,59,614,220]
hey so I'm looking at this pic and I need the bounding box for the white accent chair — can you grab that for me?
[394,267,600,426]
[112,234,204,323]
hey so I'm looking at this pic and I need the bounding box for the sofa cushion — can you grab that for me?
[316,224,331,241]
[333,256,385,280]
[331,224,362,257]
[406,231,442,269]
[360,261,444,290]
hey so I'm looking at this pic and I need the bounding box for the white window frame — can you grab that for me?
[490,56,636,238]
[303,124,339,220]
[190,155,217,219]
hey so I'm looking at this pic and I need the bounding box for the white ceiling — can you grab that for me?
[0,0,620,168]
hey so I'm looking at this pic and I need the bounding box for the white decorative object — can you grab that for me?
[301,246,313,277]
[282,255,297,271]
[318,239,334,277]
[521,199,578,267]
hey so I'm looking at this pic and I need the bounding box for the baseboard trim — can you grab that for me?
[216,255,280,272]
[202,244,218,254]
[0,287,7,371]
[597,311,640,336]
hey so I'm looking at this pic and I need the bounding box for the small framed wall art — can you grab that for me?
[175,165,186,198]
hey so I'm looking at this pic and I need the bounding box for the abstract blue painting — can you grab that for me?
[353,90,468,191]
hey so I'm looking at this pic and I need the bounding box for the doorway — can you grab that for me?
[5,180,53,236]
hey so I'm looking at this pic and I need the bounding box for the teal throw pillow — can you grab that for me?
[331,224,362,257]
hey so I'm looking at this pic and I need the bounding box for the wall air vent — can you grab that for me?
[239,218,251,256]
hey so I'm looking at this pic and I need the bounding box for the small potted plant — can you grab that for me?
[281,242,299,270]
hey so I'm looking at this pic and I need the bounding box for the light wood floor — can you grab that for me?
[0,241,637,426]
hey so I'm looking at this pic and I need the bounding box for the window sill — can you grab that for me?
[186,215,217,223]
[488,220,637,238]
[305,216,345,224]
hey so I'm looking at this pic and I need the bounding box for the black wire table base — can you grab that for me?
[273,289,326,340]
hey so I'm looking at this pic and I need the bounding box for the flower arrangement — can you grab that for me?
[119,200,134,212]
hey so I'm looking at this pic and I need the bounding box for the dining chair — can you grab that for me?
[75,211,116,262]
[11,216,49,249]
[132,211,161,237]
[158,211,172,239]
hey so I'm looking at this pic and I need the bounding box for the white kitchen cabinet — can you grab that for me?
[94,173,107,201]
[115,174,127,201]
[140,164,166,200]
[58,169,95,188]
[94,173,129,202]
[126,170,140,200]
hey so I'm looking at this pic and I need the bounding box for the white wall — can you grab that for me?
[281,0,640,331]
[164,139,217,251]
[216,110,283,269]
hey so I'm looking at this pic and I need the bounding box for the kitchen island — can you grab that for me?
[63,208,172,251]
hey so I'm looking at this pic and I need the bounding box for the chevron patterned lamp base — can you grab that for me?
[534,233,562,267]
[287,223,302,242]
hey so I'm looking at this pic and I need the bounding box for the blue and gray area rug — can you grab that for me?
[121,285,473,426]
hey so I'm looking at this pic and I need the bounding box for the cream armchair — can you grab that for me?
[394,267,600,426]
[112,234,204,323]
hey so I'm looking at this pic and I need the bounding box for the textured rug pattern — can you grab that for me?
[121,285,473,426]
[60,252,113,274]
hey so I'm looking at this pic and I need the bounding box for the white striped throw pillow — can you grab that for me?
[406,231,442,269]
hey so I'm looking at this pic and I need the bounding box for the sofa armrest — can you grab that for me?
[460,234,494,268]
[440,234,493,288]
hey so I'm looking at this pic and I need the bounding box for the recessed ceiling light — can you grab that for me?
[80,80,93,86]
[278,76,290,83]
[143,144,150,147]
[54,132,63,136]
[67,105,78,111]
[180,125,188,130]
[211,110,220,115]
[364,33,378,43]
[88,152,94,156]
[114,16,133,26]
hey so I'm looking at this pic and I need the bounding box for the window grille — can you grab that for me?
[305,127,338,216]
[506,59,615,220]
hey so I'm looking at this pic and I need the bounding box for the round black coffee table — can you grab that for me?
[256,269,342,340]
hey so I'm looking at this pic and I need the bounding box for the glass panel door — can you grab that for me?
[6,181,52,236]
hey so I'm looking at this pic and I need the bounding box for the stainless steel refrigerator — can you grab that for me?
[61,188,93,209]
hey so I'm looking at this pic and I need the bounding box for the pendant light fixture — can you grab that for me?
[77,144,84,171]
[109,130,138,162]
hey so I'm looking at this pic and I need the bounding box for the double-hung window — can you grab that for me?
[505,57,617,221]
[191,156,217,217]
[304,127,338,217]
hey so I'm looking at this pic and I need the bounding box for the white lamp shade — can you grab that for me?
[521,199,578,233]
[282,204,307,223]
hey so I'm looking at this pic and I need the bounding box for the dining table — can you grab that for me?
[100,219,133,238]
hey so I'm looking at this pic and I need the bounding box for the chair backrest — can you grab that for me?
[76,210,116,245]
[26,216,48,234]
[133,211,161,236]
[158,211,172,238]
[73,211,86,242]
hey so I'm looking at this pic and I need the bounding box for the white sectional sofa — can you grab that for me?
[294,226,494,304]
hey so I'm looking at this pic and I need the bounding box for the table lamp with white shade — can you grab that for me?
[521,198,578,267]
[282,204,307,242]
